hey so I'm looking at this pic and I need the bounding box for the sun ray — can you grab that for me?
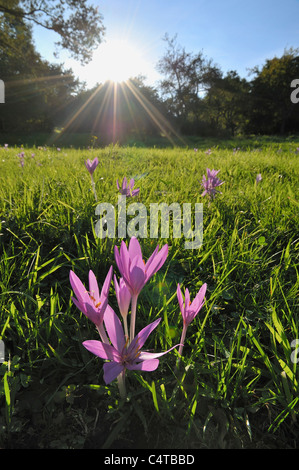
[125,80,187,146]
[47,83,105,145]
[113,82,118,142]
[91,81,114,135]
[41,72,186,147]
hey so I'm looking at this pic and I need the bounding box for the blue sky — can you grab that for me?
[33,0,299,88]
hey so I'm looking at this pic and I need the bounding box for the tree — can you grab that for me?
[247,49,299,134]
[0,12,81,133]
[205,71,250,136]
[156,34,222,133]
[0,0,105,64]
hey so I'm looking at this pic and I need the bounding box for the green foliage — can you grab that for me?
[0,142,298,448]
[0,0,105,64]
[248,48,299,134]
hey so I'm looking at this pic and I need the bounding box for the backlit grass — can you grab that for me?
[0,141,298,448]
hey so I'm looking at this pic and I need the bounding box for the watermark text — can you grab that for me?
[94,196,203,249]
[0,340,5,363]
[290,79,299,104]
[0,80,4,103]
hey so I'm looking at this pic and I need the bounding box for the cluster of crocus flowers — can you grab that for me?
[201,168,224,199]
[70,237,208,398]
[84,157,99,201]
[117,177,140,197]
[70,237,182,398]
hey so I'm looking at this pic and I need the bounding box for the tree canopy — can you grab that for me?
[0,7,81,133]
[247,48,299,134]
[0,0,105,63]
[156,38,299,137]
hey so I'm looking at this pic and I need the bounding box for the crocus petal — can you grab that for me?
[129,256,146,294]
[190,283,207,313]
[126,359,159,372]
[88,270,100,302]
[144,244,159,267]
[138,344,182,361]
[119,241,131,280]
[71,296,87,315]
[144,244,168,280]
[82,340,121,362]
[104,305,126,352]
[103,361,124,384]
[128,236,143,262]
[129,318,161,354]
[184,288,190,311]
[114,245,123,275]
[91,158,99,173]
[176,284,184,315]
[69,271,90,303]
[122,177,127,190]
[101,265,113,296]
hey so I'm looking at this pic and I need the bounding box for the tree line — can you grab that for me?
[0,1,298,143]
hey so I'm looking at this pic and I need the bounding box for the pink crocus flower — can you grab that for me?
[18,151,25,168]
[116,177,140,197]
[85,157,99,201]
[176,283,207,361]
[114,236,168,341]
[201,168,224,199]
[256,173,262,184]
[83,308,180,393]
[84,157,99,176]
[69,267,113,342]
[114,237,168,297]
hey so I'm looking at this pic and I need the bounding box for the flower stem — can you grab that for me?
[117,370,127,400]
[90,175,98,201]
[123,315,129,341]
[96,323,109,344]
[176,323,187,369]
[130,294,138,343]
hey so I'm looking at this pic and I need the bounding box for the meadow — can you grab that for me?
[0,138,298,449]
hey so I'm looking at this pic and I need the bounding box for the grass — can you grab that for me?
[0,139,298,449]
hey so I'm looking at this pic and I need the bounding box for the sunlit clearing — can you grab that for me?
[89,39,145,83]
